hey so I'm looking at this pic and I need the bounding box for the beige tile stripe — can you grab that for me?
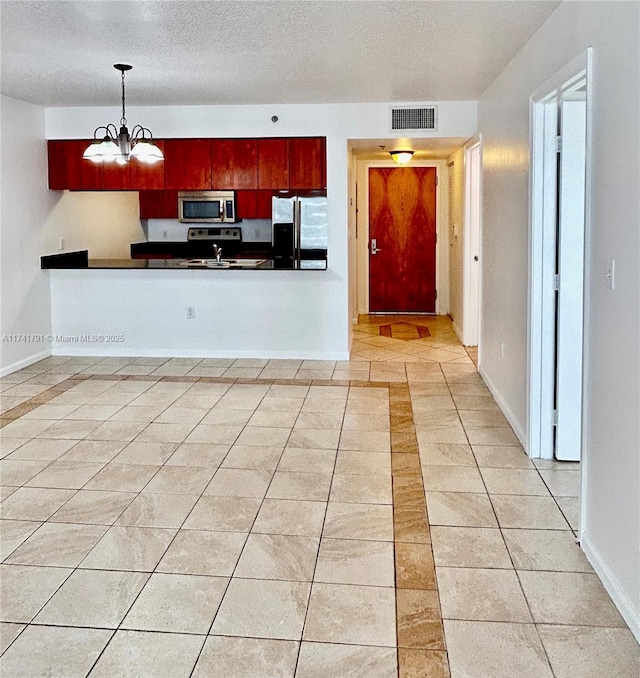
[0,374,92,426]
[390,383,450,678]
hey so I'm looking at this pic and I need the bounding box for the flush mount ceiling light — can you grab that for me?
[83,64,163,166]
[389,150,414,165]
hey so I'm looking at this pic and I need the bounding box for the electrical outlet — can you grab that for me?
[186,306,195,320]
[254,227,262,240]
[59,238,65,251]
[500,342,505,359]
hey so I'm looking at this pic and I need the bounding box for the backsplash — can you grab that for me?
[145,219,272,243]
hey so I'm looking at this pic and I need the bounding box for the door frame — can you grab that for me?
[462,136,482,347]
[528,49,593,540]
[356,159,447,315]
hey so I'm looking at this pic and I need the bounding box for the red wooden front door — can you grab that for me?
[369,167,437,312]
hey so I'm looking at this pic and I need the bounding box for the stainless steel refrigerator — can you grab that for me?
[272,192,328,268]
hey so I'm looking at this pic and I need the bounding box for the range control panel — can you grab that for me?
[187,227,242,241]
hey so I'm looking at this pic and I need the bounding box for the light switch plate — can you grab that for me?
[606,259,615,290]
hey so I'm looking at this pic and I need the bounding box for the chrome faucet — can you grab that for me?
[213,244,222,262]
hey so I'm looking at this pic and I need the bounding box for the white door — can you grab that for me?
[554,100,587,461]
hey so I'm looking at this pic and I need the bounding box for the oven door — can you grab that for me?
[178,198,223,223]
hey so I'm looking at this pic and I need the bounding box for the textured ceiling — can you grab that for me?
[1,1,560,107]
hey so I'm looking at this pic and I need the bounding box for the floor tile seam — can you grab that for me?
[1,558,77,639]
[204,407,304,648]
[44,485,140,529]
[69,440,234,630]
[76,442,239,666]
[534,465,579,531]
[442,376,514,537]
[294,392,346,674]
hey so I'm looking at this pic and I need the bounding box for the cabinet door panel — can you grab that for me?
[257,139,290,189]
[163,139,211,190]
[255,190,276,219]
[289,137,326,189]
[236,190,258,219]
[48,140,104,190]
[103,161,133,191]
[212,139,258,189]
[131,140,165,190]
[139,190,178,219]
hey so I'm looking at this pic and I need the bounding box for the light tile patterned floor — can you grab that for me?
[0,316,638,677]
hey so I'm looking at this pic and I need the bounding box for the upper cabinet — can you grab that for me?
[103,140,166,191]
[163,139,211,190]
[211,139,258,189]
[257,139,290,189]
[289,137,326,189]
[48,140,104,190]
[47,136,326,192]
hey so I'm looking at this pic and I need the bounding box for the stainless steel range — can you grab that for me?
[186,227,243,257]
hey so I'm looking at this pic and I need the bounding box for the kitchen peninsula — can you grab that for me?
[43,134,346,360]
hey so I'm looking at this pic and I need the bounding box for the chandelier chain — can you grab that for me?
[120,70,127,127]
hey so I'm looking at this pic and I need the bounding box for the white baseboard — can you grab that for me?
[581,533,640,642]
[478,367,527,447]
[52,347,351,361]
[0,349,52,378]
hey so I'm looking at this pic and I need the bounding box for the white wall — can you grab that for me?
[44,101,476,361]
[478,1,639,637]
[45,192,144,259]
[50,269,351,360]
[0,96,57,375]
[46,101,477,141]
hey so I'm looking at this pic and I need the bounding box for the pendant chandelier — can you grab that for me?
[83,64,163,166]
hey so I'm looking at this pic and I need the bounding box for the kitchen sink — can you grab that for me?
[182,258,267,268]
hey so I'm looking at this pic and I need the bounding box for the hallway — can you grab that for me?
[0,317,637,677]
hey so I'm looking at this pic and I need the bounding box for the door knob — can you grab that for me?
[371,239,382,255]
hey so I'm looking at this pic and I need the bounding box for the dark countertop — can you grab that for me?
[41,251,327,271]
[85,259,327,270]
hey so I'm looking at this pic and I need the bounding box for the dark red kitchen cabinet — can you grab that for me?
[163,139,211,190]
[130,140,165,190]
[102,160,133,191]
[255,190,276,218]
[235,190,257,219]
[236,190,275,219]
[211,139,258,189]
[48,140,104,190]
[257,139,289,189]
[138,190,178,219]
[289,137,326,189]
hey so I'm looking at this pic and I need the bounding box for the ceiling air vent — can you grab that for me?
[390,106,438,132]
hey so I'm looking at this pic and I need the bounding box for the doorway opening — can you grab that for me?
[529,50,592,535]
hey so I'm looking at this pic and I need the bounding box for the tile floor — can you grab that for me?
[0,316,638,677]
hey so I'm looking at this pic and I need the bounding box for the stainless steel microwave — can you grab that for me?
[178,191,236,223]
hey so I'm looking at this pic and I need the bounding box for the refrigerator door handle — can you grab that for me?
[294,199,301,264]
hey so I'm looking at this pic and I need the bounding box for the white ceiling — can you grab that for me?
[1,1,560,107]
